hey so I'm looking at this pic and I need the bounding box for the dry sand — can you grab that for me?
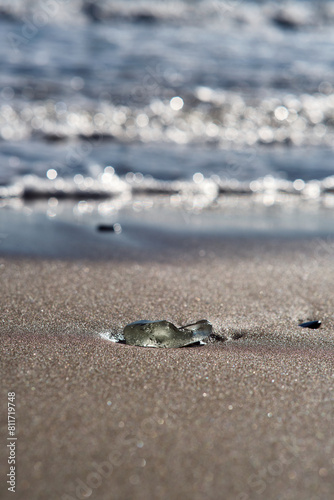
[1,237,334,500]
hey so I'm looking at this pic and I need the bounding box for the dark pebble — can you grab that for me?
[299,320,321,329]
[97,224,115,232]
[44,133,67,143]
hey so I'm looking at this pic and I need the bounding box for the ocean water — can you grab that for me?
[0,0,334,212]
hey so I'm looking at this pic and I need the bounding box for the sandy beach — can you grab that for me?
[1,0,334,498]
[1,232,334,500]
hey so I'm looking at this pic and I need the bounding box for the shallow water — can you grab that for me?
[1,198,334,261]
[0,0,334,220]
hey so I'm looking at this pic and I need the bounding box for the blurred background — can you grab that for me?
[0,0,334,247]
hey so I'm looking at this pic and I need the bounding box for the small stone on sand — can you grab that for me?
[123,319,212,348]
[299,320,321,329]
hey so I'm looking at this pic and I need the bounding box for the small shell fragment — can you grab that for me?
[298,320,321,329]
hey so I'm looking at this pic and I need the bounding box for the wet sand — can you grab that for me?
[1,236,334,500]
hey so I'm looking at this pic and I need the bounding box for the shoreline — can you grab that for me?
[1,202,334,262]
